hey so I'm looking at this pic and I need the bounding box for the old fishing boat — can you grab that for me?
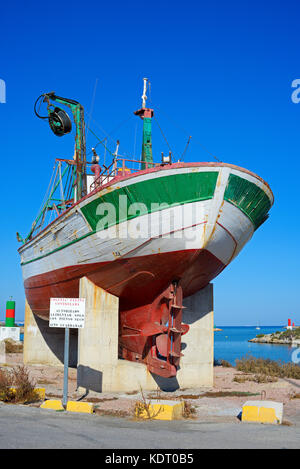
[17,79,274,377]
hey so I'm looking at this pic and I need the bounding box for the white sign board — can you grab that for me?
[49,298,86,329]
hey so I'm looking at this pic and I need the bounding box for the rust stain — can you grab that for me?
[216,172,222,188]
[217,200,224,219]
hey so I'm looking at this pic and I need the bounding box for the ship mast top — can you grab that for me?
[134,78,154,169]
[141,77,148,108]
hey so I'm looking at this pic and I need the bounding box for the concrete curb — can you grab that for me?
[242,400,283,424]
[135,400,184,420]
[40,399,94,414]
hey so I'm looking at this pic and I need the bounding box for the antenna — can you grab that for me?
[134,78,154,169]
[142,78,148,108]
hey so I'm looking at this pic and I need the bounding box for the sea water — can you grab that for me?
[214,326,297,365]
[18,324,297,366]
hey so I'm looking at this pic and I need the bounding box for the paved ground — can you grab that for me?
[0,402,300,449]
[2,353,300,449]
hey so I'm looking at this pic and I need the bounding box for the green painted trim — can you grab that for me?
[224,174,272,230]
[142,117,153,169]
[21,171,218,266]
[81,171,219,232]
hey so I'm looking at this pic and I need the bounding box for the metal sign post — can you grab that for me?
[49,298,86,409]
[63,327,70,408]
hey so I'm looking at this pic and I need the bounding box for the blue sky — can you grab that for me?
[0,0,299,324]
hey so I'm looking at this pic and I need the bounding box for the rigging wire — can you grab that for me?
[85,111,134,156]
[153,115,175,158]
[153,104,222,163]
[58,162,66,211]
[86,78,99,141]
[181,135,192,160]
[34,162,57,221]
[87,128,116,158]
[133,123,138,159]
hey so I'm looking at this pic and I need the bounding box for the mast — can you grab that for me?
[36,92,87,201]
[50,93,86,200]
[134,78,154,169]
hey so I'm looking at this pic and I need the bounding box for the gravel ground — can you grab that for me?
[2,352,300,425]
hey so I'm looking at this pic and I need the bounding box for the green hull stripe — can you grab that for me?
[21,171,218,266]
[21,170,272,267]
[224,174,271,230]
[81,171,218,231]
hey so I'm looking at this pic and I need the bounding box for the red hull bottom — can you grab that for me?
[24,249,224,377]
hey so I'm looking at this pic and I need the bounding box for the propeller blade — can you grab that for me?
[140,322,164,337]
[181,324,190,336]
[156,334,168,357]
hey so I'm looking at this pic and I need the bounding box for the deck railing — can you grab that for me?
[88,156,160,192]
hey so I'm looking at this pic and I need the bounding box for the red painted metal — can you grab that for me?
[24,249,224,317]
[134,107,154,120]
[24,248,223,377]
[91,163,101,187]
[120,281,187,377]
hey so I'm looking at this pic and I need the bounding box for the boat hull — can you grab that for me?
[19,162,274,376]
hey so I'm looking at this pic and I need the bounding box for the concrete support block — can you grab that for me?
[77,277,214,394]
[242,400,283,424]
[0,327,20,342]
[40,400,64,411]
[66,401,94,414]
[23,299,77,367]
[77,277,119,392]
[0,340,6,364]
[135,400,184,420]
[179,283,214,388]
[34,388,46,400]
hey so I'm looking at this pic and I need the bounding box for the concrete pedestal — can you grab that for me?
[0,327,20,342]
[178,283,214,388]
[77,277,214,393]
[23,299,77,367]
[0,340,6,364]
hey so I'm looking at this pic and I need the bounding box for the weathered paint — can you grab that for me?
[136,400,184,420]
[242,401,283,424]
[81,170,218,232]
[19,162,273,377]
[224,173,272,229]
[19,163,273,312]
[66,401,94,414]
[40,400,64,411]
